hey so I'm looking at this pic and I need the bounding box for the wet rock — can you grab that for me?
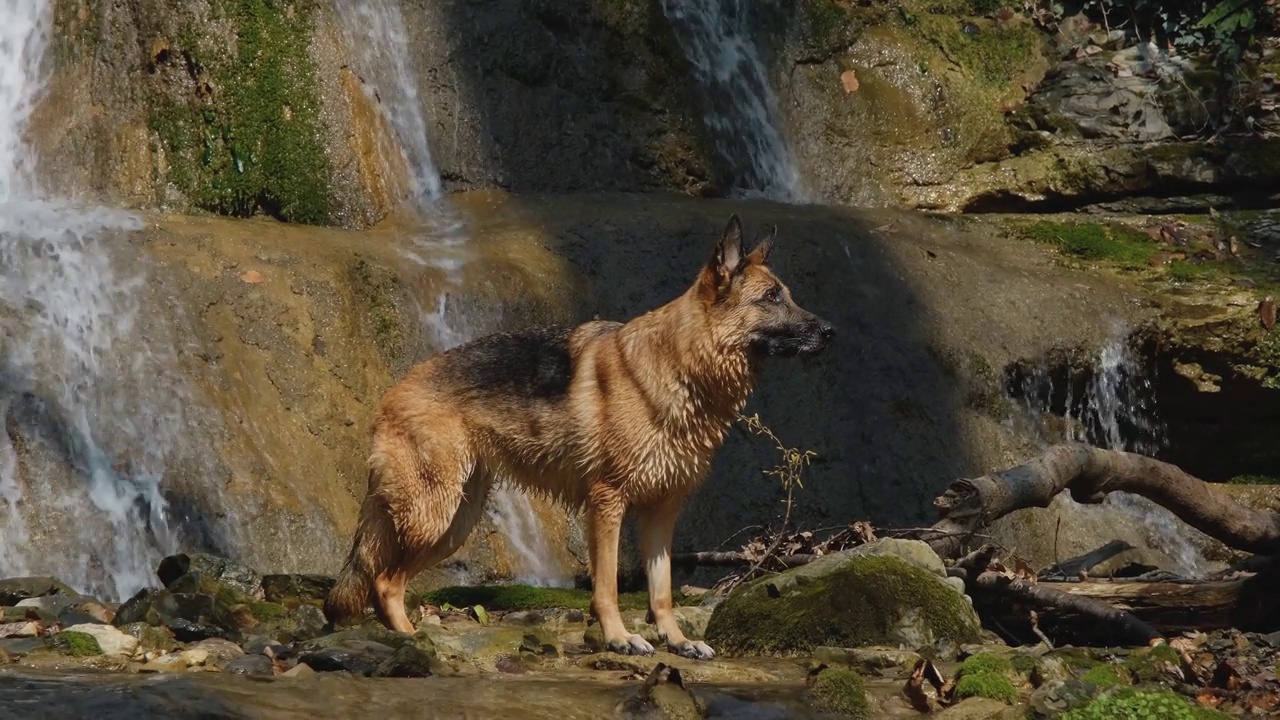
[299,641,394,676]
[15,595,76,616]
[190,637,244,668]
[373,643,437,678]
[68,598,115,624]
[282,662,315,679]
[260,574,335,604]
[224,653,275,677]
[519,629,562,659]
[812,646,923,675]
[0,577,75,606]
[118,622,176,656]
[0,637,49,659]
[113,588,239,642]
[263,603,328,644]
[616,663,707,720]
[157,553,263,600]
[139,652,195,674]
[112,588,178,627]
[934,696,1022,719]
[705,539,982,655]
[61,624,137,658]
[243,635,287,658]
[0,622,41,638]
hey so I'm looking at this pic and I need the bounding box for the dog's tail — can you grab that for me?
[324,482,383,626]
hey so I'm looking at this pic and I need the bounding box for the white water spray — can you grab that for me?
[660,0,805,202]
[334,0,569,587]
[1013,323,1210,577]
[0,0,216,600]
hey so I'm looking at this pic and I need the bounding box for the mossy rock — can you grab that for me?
[260,574,336,604]
[49,631,103,658]
[809,667,872,719]
[1122,644,1182,685]
[1081,663,1129,689]
[704,545,982,656]
[1061,688,1229,720]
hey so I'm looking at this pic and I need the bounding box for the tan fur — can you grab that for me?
[324,215,832,659]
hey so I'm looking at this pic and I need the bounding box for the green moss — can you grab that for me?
[149,0,331,224]
[1227,473,1280,485]
[1020,220,1157,269]
[960,652,1013,676]
[1081,663,1129,689]
[704,554,981,656]
[347,257,403,359]
[1009,653,1037,675]
[1061,688,1230,720]
[50,631,103,657]
[1123,643,1182,684]
[810,667,871,719]
[249,600,288,621]
[1167,259,1220,282]
[953,671,1018,703]
[422,585,692,612]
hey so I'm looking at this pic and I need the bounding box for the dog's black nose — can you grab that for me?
[819,323,835,341]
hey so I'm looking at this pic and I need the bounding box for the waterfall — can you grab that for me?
[0,0,210,600]
[660,0,805,202]
[1012,323,1211,577]
[334,0,569,587]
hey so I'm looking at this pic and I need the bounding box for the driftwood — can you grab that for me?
[972,571,1163,645]
[925,442,1280,560]
[1045,578,1265,633]
[671,551,818,568]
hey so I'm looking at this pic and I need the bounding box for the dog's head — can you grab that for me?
[695,214,834,360]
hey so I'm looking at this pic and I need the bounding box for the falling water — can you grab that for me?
[0,0,218,599]
[1012,324,1210,577]
[334,0,569,587]
[660,0,805,202]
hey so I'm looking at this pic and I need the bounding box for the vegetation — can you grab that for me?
[954,653,1019,703]
[1081,663,1130,689]
[1067,0,1278,63]
[1062,688,1230,720]
[50,631,103,657]
[810,667,872,718]
[150,0,331,224]
[1020,220,1157,269]
[1227,474,1280,485]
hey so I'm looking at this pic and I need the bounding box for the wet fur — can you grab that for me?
[324,215,833,660]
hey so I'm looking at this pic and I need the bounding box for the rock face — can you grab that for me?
[703,540,982,655]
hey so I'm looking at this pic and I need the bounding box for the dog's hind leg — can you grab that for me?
[368,427,493,634]
[638,496,714,660]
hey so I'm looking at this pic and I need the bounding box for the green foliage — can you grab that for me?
[1227,473,1280,485]
[811,667,872,718]
[150,0,331,224]
[1068,0,1277,62]
[1061,688,1229,720]
[960,653,1015,676]
[1020,220,1156,268]
[50,631,103,657]
[954,670,1019,703]
[1081,663,1129,688]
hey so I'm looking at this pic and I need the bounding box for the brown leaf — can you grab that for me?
[1259,295,1276,332]
[840,69,859,93]
[240,269,264,284]
[1196,689,1224,709]
[1230,236,1241,256]
[904,659,933,713]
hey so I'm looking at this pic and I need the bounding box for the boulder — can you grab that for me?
[704,540,982,656]
[260,574,336,604]
[224,653,275,677]
[0,577,75,606]
[60,624,138,658]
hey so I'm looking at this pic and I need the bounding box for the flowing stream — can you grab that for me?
[660,0,806,202]
[334,0,569,587]
[1011,323,1211,577]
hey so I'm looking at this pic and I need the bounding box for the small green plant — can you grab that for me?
[960,653,1014,676]
[954,654,1019,704]
[1061,688,1229,720]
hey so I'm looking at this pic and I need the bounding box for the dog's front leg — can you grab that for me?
[587,490,653,656]
[639,498,715,660]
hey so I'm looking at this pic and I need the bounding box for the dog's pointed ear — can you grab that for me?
[700,214,746,300]
[747,224,776,265]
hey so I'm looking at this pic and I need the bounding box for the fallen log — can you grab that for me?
[671,551,818,568]
[971,571,1162,646]
[925,442,1280,560]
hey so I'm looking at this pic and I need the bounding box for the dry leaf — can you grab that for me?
[240,269,265,284]
[840,69,859,93]
[1259,295,1276,332]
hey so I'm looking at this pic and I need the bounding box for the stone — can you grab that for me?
[156,553,263,600]
[1029,679,1098,717]
[118,622,176,655]
[0,622,41,638]
[373,643,437,678]
[61,624,138,658]
[812,646,923,675]
[139,652,193,673]
[705,540,982,655]
[299,641,395,676]
[224,653,275,677]
[0,577,75,606]
[260,574,336,604]
[282,662,315,679]
[0,638,44,658]
[190,637,244,667]
[264,603,328,644]
[934,697,1022,719]
[15,595,75,616]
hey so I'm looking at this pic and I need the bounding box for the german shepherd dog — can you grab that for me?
[324,214,834,660]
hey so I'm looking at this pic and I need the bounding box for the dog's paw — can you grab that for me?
[607,634,656,656]
[669,639,715,661]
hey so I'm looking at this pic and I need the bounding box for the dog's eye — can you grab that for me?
[764,287,781,304]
